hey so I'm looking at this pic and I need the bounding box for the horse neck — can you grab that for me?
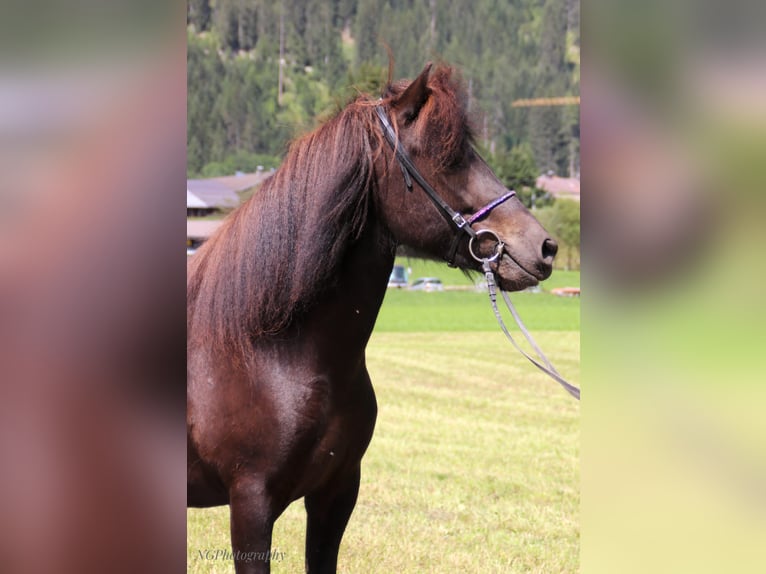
[298,220,395,360]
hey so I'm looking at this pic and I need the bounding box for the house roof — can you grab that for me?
[536,174,580,201]
[187,179,240,209]
[186,190,208,208]
[186,172,272,209]
[213,172,271,193]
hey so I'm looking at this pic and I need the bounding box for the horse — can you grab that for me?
[187,63,558,574]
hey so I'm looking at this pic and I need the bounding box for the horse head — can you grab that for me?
[375,63,558,292]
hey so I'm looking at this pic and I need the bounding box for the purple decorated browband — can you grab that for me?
[466,190,516,225]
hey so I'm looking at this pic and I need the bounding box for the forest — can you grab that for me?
[187,0,579,188]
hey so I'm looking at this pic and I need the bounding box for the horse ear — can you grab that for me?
[392,62,432,125]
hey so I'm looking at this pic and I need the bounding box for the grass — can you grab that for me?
[187,272,580,573]
[394,257,581,290]
[376,290,579,332]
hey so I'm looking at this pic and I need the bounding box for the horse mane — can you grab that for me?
[187,65,471,358]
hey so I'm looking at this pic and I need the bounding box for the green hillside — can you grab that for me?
[187,0,580,181]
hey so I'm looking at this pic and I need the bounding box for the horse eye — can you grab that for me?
[448,148,473,171]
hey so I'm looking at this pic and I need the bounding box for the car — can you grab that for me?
[409,277,444,292]
[387,264,409,288]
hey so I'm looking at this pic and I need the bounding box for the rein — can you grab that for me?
[376,105,580,401]
[482,261,581,400]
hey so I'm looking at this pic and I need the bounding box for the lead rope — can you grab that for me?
[482,260,581,400]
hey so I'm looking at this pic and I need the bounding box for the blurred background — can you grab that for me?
[0,1,186,573]
[584,0,766,572]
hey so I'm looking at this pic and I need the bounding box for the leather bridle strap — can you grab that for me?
[376,105,520,266]
[446,189,515,266]
[375,106,475,240]
[483,260,581,400]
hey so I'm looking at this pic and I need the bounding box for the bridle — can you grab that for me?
[375,105,515,268]
[375,105,581,401]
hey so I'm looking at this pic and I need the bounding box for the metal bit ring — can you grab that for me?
[469,229,505,263]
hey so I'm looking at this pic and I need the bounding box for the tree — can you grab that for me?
[535,200,580,270]
[528,0,574,176]
[530,102,571,175]
[186,0,580,181]
[188,0,212,32]
[187,32,227,174]
[353,0,381,66]
[213,0,240,52]
[486,144,553,209]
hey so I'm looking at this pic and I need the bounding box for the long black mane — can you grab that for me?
[187,97,384,356]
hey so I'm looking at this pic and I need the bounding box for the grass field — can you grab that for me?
[393,257,581,290]
[187,270,580,573]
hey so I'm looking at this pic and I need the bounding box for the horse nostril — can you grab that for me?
[542,238,558,261]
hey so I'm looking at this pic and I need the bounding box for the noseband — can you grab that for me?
[375,106,515,267]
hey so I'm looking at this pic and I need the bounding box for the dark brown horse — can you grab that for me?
[187,63,557,573]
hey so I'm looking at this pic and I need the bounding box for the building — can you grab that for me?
[187,171,273,249]
[186,179,240,217]
[187,220,223,250]
[187,190,215,217]
[535,173,580,202]
[186,171,272,217]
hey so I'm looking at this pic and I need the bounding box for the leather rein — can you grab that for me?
[375,105,580,401]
